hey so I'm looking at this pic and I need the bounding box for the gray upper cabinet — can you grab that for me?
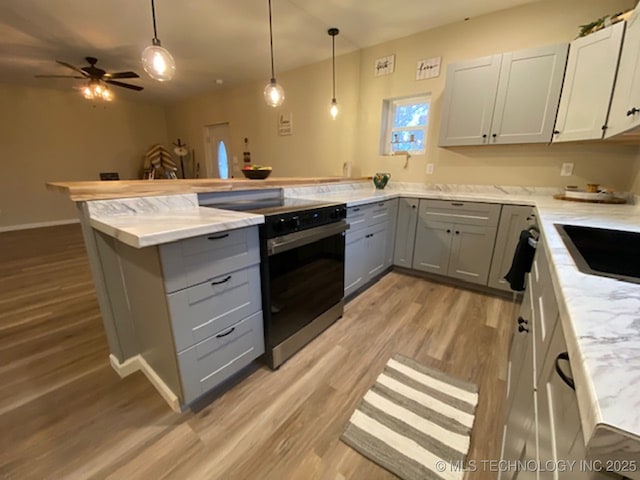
[439,43,568,147]
[393,198,419,268]
[439,55,501,146]
[553,22,625,142]
[488,205,534,292]
[607,8,640,138]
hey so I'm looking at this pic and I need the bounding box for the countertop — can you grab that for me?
[82,180,640,468]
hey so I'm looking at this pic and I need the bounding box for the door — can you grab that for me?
[491,44,568,144]
[448,224,497,285]
[607,8,640,138]
[393,198,419,268]
[413,219,452,274]
[553,22,625,142]
[345,230,366,297]
[439,54,502,146]
[364,223,387,281]
[383,199,398,268]
[204,123,232,178]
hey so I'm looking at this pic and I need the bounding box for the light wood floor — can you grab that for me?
[0,224,518,480]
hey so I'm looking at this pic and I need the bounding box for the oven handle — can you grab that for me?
[267,220,348,256]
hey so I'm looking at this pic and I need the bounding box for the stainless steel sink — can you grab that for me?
[555,224,640,284]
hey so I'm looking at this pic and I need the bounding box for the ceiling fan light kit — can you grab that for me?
[143,0,175,81]
[264,0,285,107]
[328,27,339,119]
[82,81,113,101]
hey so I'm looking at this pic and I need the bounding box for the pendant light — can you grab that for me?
[264,0,285,107]
[328,28,339,119]
[142,0,176,82]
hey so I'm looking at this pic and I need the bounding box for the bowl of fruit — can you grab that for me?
[241,165,272,180]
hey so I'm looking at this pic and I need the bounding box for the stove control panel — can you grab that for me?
[264,204,347,239]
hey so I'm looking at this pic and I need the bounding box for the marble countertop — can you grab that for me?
[84,181,640,465]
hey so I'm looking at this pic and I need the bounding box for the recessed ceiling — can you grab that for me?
[0,0,539,103]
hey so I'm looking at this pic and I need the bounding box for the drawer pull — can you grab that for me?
[451,202,464,206]
[211,275,232,286]
[207,233,230,241]
[517,316,528,325]
[216,327,236,338]
[378,202,385,207]
[518,325,529,333]
[555,352,575,390]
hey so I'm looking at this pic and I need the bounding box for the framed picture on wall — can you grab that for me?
[278,112,293,136]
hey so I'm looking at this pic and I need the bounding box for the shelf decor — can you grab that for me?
[374,55,395,76]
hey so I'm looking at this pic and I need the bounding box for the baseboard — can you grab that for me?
[109,354,182,413]
[0,218,79,232]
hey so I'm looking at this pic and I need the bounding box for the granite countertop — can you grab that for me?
[83,181,640,468]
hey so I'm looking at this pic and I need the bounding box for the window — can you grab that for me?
[217,140,229,179]
[380,94,430,155]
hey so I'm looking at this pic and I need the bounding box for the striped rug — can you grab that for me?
[341,354,478,480]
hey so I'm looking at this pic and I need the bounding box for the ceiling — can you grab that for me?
[0,0,539,103]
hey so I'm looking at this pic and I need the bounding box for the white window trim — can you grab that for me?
[380,94,430,155]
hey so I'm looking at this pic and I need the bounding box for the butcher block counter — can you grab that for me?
[47,177,359,201]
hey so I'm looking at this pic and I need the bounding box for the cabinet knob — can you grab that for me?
[553,130,560,135]
[492,133,497,138]
[626,107,640,116]
[412,205,417,209]
[555,352,575,390]
[446,229,451,234]
[482,134,487,139]
[517,316,528,325]
[518,324,529,333]
[455,230,460,235]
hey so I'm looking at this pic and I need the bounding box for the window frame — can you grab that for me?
[380,94,431,156]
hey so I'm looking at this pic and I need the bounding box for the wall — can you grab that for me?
[631,152,640,194]
[166,0,640,191]
[165,50,361,180]
[0,84,169,229]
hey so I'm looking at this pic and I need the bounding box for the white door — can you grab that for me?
[553,22,625,142]
[204,123,232,178]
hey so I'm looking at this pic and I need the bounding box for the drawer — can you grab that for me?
[177,310,265,404]
[346,204,373,232]
[367,200,394,227]
[419,199,501,227]
[167,264,262,352]
[160,226,260,293]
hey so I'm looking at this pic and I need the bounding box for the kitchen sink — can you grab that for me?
[555,224,640,284]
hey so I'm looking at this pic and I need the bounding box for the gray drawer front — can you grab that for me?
[178,310,265,404]
[420,199,501,227]
[160,226,260,293]
[346,204,372,232]
[167,264,262,352]
[368,200,393,227]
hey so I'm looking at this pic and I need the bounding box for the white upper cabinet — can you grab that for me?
[439,44,568,147]
[607,9,640,138]
[439,55,502,146]
[553,22,625,142]
[491,44,568,145]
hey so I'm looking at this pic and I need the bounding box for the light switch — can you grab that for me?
[560,163,574,176]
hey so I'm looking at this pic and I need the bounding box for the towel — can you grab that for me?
[504,229,537,291]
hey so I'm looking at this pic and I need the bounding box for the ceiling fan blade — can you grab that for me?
[55,60,89,77]
[105,80,144,91]
[104,71,140,79]
[35,74,85,79]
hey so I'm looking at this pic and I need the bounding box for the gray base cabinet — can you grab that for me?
[412,199,501,286]
[344,199,398,297]
[488,205,535,291]
[393,198,419,268]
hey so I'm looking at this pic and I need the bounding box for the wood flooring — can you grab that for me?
[0,224,518,480]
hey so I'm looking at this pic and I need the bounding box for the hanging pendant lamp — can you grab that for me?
[328,28,339,119]
[264,0,285,107]
[142,0,176,81]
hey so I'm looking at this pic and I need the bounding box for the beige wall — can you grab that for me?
[167,0,640,191]
[0,84,169,228]
[631,153,640,194]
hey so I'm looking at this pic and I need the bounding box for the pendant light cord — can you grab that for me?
[268,0,276,81]
[150,0,159,41]
[332,34,336,98]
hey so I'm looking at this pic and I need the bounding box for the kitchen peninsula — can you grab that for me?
[50,178,640,478]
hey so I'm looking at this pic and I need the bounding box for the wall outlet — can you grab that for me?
[426,163,435,175]
[560,163,574,176]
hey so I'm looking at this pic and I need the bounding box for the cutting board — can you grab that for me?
[553,194,626,204]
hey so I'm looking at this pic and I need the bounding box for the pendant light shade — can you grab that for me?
[142,0,175,82]
[328,28,339,119]
[264,0,285,107]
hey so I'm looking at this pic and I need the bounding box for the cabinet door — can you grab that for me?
[491,44,568,145]
[553,22,625,142]
[488,205,534,291]
[439,55,502,146]
[448,224,497,285]
[384,199,399,269]
[344,230,366,297]
[393,198,419,268]
[364,223,387,282]
[413,219,452,275]
[607,9,640,138]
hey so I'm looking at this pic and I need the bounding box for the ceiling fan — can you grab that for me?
[36,57,144,100]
